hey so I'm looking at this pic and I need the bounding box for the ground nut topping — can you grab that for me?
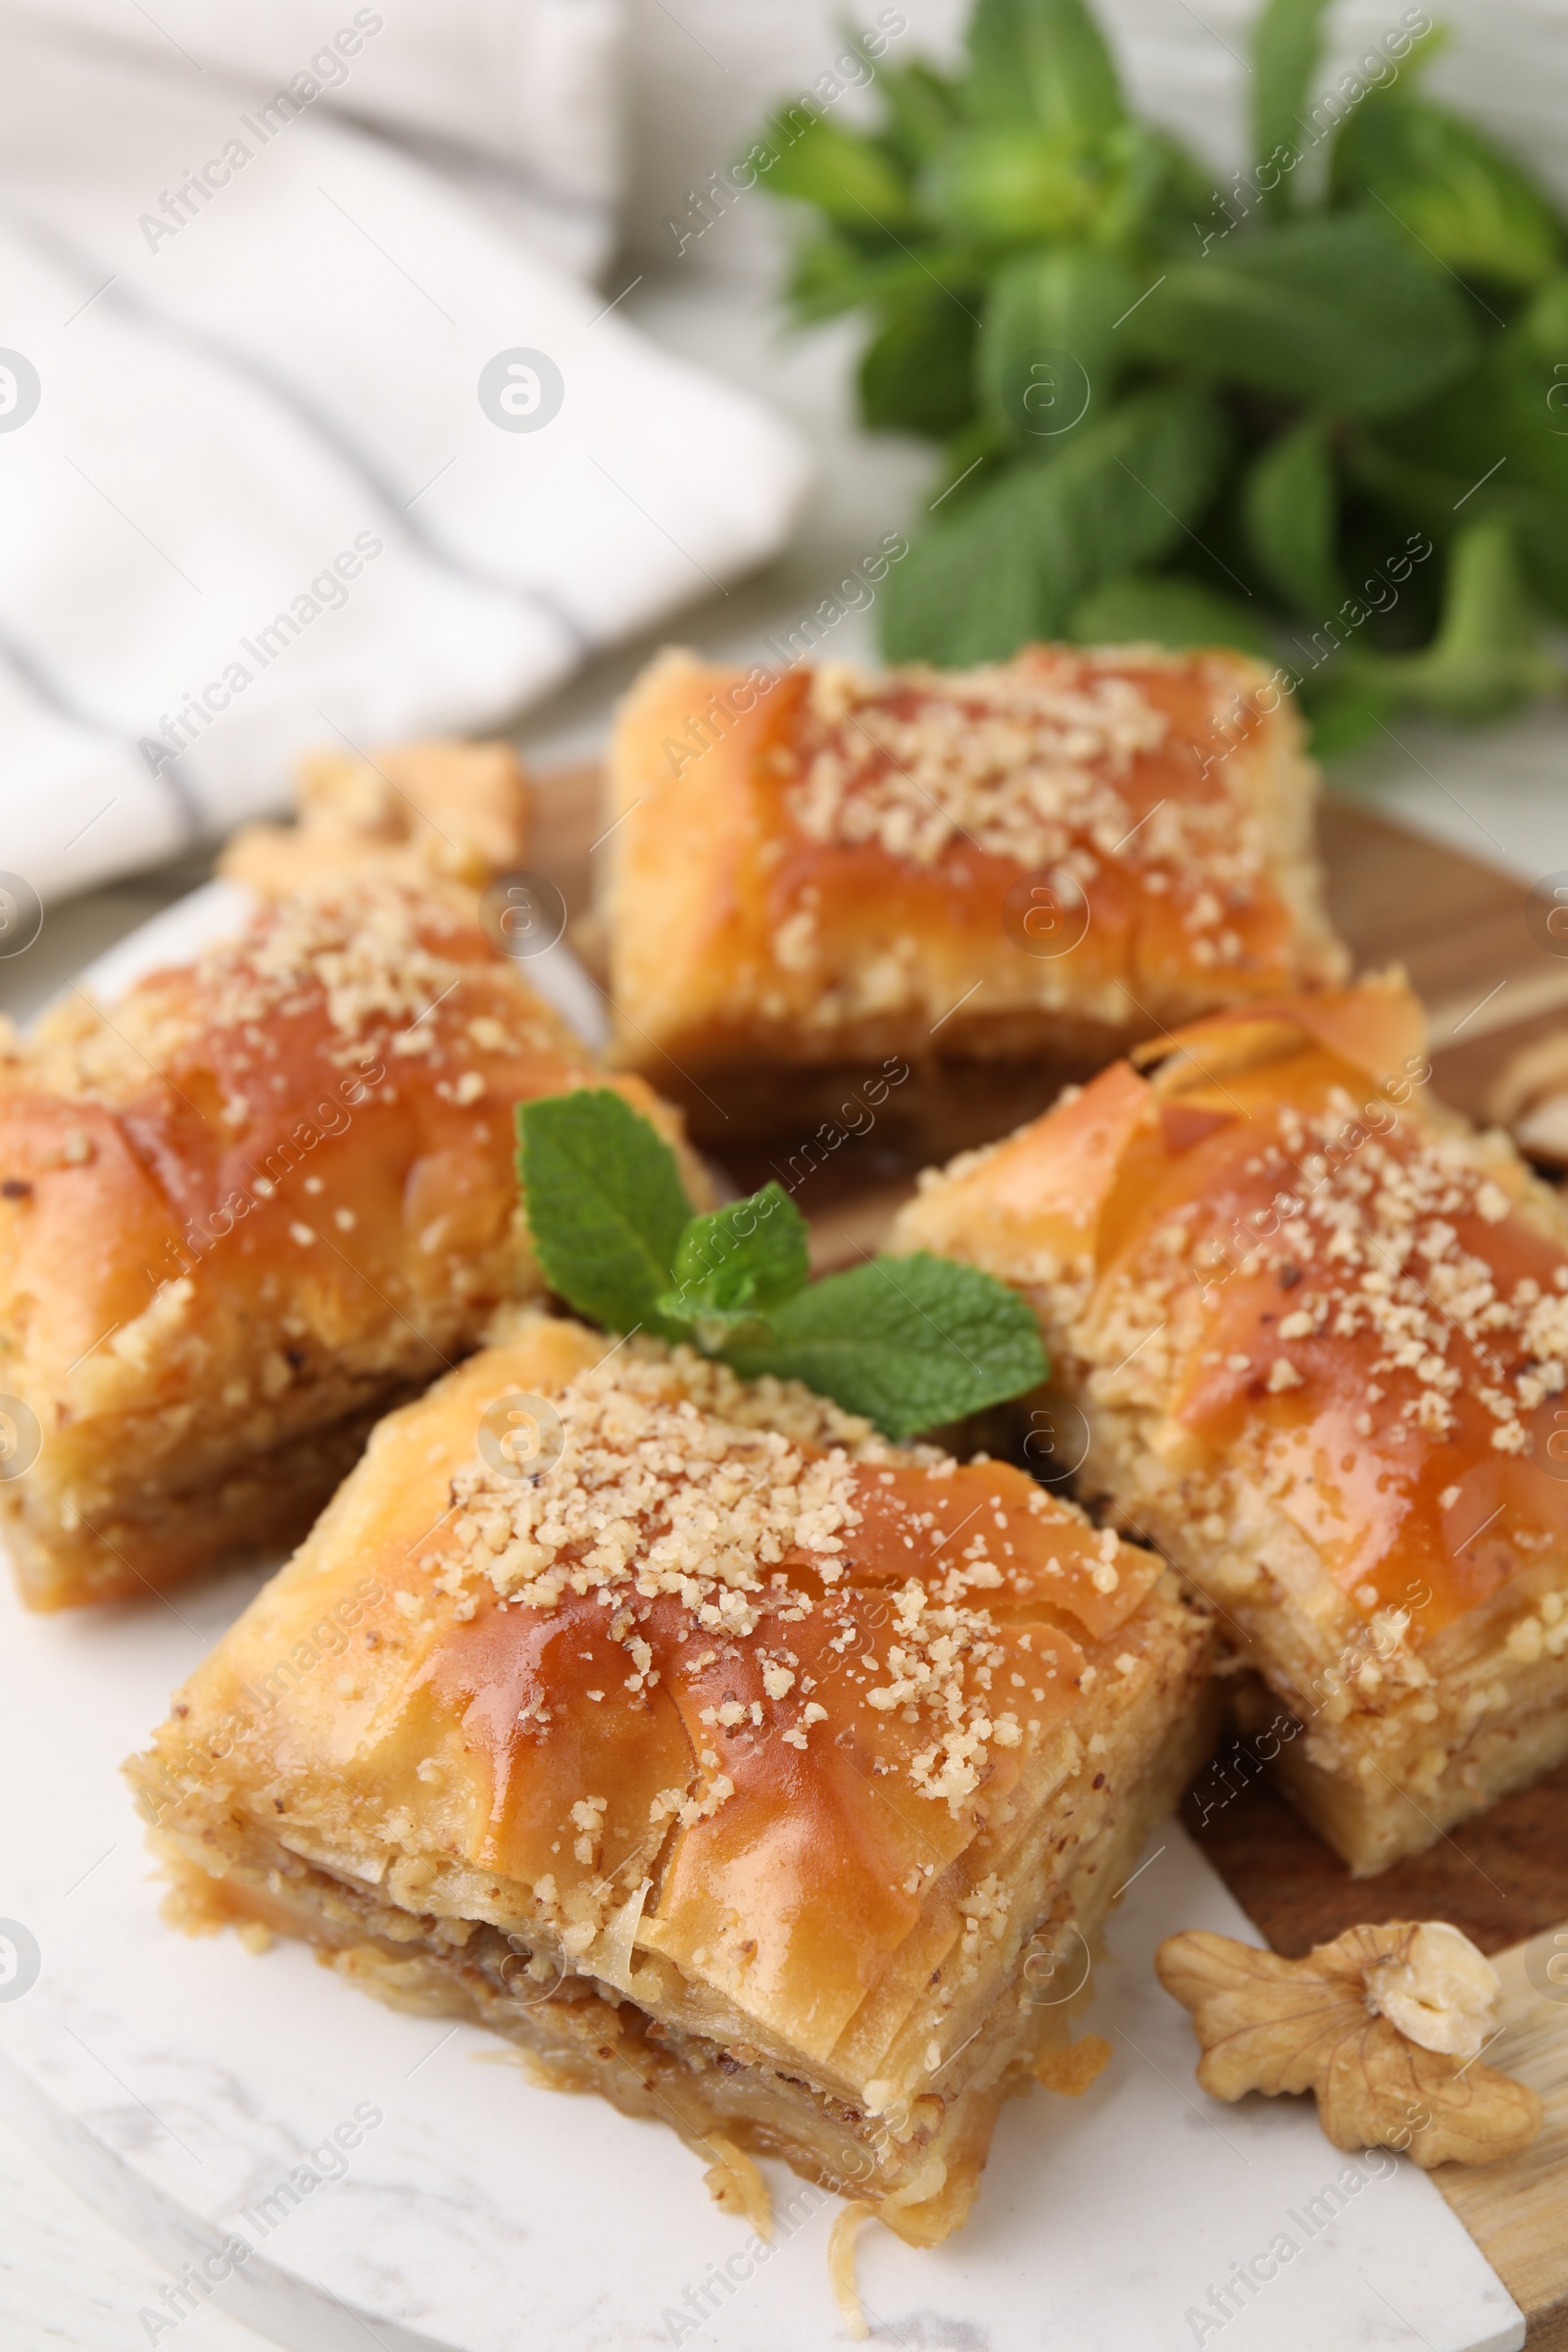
[1250,1102,1567,1453]
[784,656,1268,958]
[1090,1088,1568,1458]
[430,1348,1087,1811]
[28,876,569,1100]
[167,883,460,1054]
[448,1353,867,1634]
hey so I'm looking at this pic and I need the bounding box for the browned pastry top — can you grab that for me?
[606,646,1346,1070]
[771,650,1316,986]
[147,1322,1193,2064]
[0,878,674,1401]
[903,978,1568,1639]
[420,1417,1158,2041]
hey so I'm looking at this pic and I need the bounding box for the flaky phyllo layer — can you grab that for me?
[0,876,696,1608]
[893,979,1568,1870]
[129,1318,1210,2241]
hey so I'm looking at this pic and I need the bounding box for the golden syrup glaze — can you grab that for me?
[750,650,1314,1004]
[1055,996,1568,1638]
[418,1450,1164,2047]
[0,881,675,1390]
[110,922,579,1343]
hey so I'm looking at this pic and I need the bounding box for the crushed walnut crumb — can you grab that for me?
[1091,1089,1568,1458]
[28,875,572,1103]
[447,1350,868,1634]
[425,1348,1099,1814]
[783,655,1269,962]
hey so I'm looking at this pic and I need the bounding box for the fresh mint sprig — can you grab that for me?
[752,0,1568,746]
[514,1088,694,1343]
[515,1092,1047,1440]
[656,1183,811,1346]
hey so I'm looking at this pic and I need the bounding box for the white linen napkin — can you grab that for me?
[0,18,809,907]
[0,0,624,276]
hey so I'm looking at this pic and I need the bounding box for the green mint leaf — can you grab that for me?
[876,57,963,172]
[1347,517,1565,719]
[925,128,1102,242]
[925,419,1011,514]
[880,466,1042,664]
[782,229,885,326]
[1101,121,1218,254]
[1297,672,1396,760]
[1250,0,1334,213]
[977,248,1138,441]
[656,1183,811,1340]
[1242,416,1342,615]
[962,0,1125,143]
[1393,314,1568,506]
[881,386,1229,664]
[1124,215,1478,420]
[515,1091,693,1340]
[859,290,979,437]
[785,234,976,329]
[751,109,913,228]
[1515,492,1568,630]
[1331,89,1563,292]
[1070,572,1273,656]
[1340,427,1468,534]
[1352,309,1568,623]
[722,1253,1048,1441]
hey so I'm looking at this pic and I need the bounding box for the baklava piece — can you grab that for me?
[894,974,1568,1875]
[601,645,1346,1141]
[220,737,530,901]
[0,878,694,1609]
[128,1314,1211,2245]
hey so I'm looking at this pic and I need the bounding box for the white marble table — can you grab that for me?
[0,2109,271,2352]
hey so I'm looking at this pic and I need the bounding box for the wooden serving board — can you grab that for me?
[529,764,1568,2344]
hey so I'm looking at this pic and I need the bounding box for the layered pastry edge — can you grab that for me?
[600,644,1348,1138]
[0,875,697,1609]
[125,1310,1212,2243]
[892,974,1568,1873]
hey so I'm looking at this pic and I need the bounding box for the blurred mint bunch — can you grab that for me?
[753,0,1568,751]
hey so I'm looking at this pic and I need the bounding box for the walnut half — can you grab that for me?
[1155,1922,1543,2170]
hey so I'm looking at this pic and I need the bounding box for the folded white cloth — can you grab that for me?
[0,0,624,275]
[0,18,809,906]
